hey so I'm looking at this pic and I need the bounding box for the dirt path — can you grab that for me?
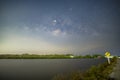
[109,59,120,80]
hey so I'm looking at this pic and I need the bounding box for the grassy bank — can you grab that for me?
[0,54,104,59]
[52,57,117,80]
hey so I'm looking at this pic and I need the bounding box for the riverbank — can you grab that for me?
[52,57,117,80]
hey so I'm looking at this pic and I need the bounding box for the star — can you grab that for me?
[53,20,57,23]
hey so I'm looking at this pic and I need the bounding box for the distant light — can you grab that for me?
[70,55,74,58]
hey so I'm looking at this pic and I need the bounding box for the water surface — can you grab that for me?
[0,59,106,80]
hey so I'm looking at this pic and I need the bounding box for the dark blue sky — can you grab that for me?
[0,0,120,55]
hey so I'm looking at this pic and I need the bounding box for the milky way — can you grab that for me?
[0,0,120,55]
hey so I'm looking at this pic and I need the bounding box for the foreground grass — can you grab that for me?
[52,57,117,80]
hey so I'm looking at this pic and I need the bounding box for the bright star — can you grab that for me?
[53,20,57,23]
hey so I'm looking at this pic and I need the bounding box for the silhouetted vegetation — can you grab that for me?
[52,57,117,80]
[0,54,104,59]
[74,54,104,59]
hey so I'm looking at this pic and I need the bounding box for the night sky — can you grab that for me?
[0,0,120,55]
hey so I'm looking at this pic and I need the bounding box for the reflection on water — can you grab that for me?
[0,59,106,80]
